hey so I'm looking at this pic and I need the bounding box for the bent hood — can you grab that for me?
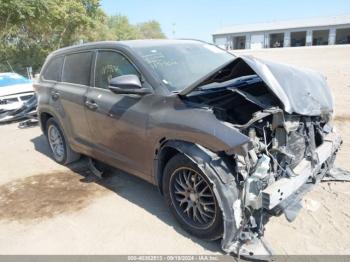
[181,56,334,116]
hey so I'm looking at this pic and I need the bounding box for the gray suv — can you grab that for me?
[36,40,341,256]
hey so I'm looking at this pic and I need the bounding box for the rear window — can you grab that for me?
[62,52,92,86]
[42,56,64,81]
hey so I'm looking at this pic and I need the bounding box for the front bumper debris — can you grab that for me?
[322,166,350,182]
[262,132,342,211]
[227,131,343,259]
[159,133,345,259]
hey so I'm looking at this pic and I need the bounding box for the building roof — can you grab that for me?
[213,14,350,36]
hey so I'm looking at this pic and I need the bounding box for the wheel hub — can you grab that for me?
[189,192,198,202]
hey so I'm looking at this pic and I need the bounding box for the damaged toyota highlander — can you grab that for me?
[36,40,342,257]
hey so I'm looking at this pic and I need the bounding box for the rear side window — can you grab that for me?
[94,51,139,89]
[42,56,64,81]
[62,52,92,86]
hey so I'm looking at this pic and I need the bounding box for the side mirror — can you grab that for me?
[108,75,151,95]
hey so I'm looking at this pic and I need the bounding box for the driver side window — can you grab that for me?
[94,51,139,89]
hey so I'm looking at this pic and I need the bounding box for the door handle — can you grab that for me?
[51,90,60,100]
[85,100,98,110]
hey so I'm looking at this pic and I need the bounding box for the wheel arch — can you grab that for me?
[154,139,242,253]
[154,139,236,194]
[38,109,67,137]
[39,111,54,135]
[154,140,182,194]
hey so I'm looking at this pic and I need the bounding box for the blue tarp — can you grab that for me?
[0,73,32,87]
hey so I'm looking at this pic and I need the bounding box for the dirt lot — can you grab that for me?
[0,124,220,254]
[0,45,350,255]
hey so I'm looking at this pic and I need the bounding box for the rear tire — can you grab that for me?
[46,118,80,165]
[163,154,223,240]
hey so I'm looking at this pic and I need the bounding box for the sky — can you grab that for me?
[100,0,350,42]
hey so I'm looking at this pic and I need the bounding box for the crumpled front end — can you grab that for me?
[227,108,342,257]
[181,56,343,258]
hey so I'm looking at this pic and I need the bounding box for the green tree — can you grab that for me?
[136,20,166,39]
[0,0,166,75]
[107,15,166,40]
[107,15,138,40]
[0,0,107,74]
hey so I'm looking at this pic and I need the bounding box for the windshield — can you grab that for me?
[132,42,234,92]
[0,73,31,87]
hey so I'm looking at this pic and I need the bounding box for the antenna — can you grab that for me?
[172,22,176,38]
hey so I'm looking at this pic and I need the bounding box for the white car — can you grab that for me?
[0,73,34,112]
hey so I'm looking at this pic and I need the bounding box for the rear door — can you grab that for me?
[55,51,93,149]
[85,49,152,178]
[39,56,64,114]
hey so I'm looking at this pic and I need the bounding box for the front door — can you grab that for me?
[85,50,152,179]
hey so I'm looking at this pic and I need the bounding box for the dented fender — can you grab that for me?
[155,140,244,253]
[148,95,254,156]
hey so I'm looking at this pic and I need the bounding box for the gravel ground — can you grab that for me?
[0,45,350,255]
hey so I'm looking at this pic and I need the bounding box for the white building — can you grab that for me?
[212,15,350,50]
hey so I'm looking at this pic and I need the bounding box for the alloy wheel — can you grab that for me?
[48,124,65,162]
[169,167,217,229]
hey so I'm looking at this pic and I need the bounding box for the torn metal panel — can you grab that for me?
[229,107,341,257]
[88,157,104,179]
[262,131,341,210]
[181,56,334,116]
[240,56,334,116]
[322,167,350,182]
[0,94,37,124]
[18,118,39,129]
[160,141,240,252]
[160,140,272,257]
[262,159,312,210]
[0,73,34,113]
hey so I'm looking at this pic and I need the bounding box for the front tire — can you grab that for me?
[46,118,80,165]
[163,154,223,240]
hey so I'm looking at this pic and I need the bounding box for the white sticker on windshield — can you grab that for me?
[203,44,225,53]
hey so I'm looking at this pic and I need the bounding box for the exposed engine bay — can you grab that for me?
[183,67,342,257]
